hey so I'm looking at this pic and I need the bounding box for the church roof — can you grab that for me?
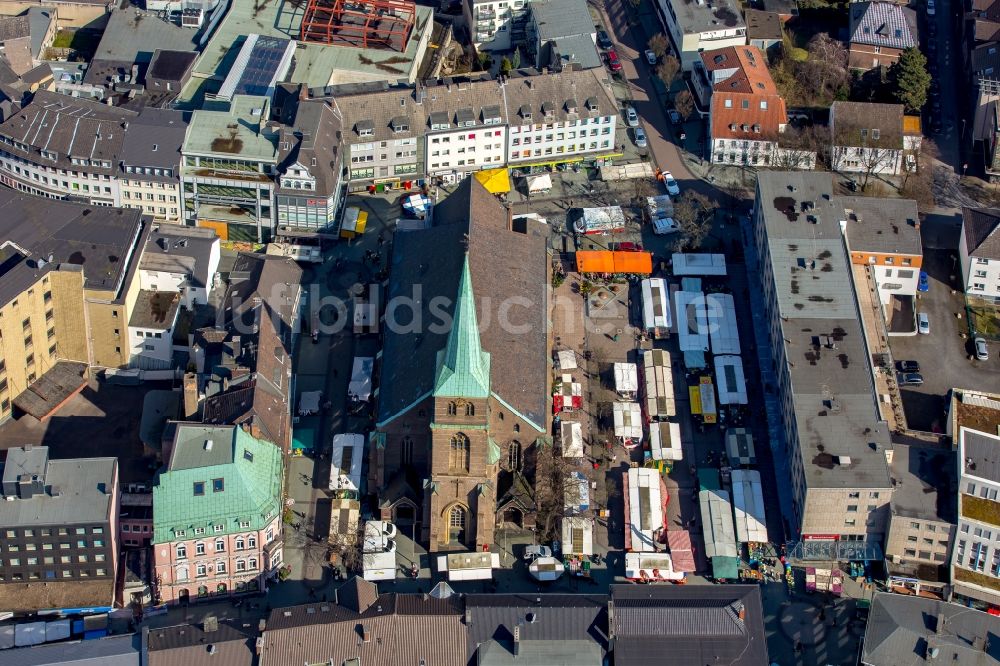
[434,255,492,399]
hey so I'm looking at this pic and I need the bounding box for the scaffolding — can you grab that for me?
[299,0,416,52]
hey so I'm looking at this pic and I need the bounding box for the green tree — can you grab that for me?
[648,33,669,59]
[674,89,695,121]
[656,55,680,86]
[890,47,931,112]
[477,51,491,71]
[500,56,512,75]
[511,48,521,70]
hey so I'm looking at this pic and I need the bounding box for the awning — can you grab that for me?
[526,173,552,193]
[576,251,653,274]
[473,167,511,194]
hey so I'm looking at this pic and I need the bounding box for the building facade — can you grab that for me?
[152,424,284,604]
[0,446,119,610]
[127,290,180,370]
[830,101,907,176]
[959,207,1000,302]
[464,0,531,51]
[654,0,747,70]
[138,224,221,310]
[118,108,186,223]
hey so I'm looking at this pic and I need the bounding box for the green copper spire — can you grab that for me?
[434,255,491,399]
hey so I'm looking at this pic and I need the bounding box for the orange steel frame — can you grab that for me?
[299,0,415,52]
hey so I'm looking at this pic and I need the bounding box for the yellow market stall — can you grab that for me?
[473,168,511,195]
[340,207,368,240]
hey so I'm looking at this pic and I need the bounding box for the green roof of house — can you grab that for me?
[182,95,279,162]
[433,255,491,399]
[152,425,283,543]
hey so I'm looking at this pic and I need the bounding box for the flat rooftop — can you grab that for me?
[92,6,199,65]
[890,443,956,522]
[962,429,1000,484]
[178,2,433,104]
[670,0,745,36]
[757,171,891,490]
[129,290,181,329]
[182,95,280,162]
[842,196,922,256]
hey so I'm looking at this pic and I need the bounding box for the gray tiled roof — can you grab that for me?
[861,593,1000,665]
[464,593,609,654]
[849,1,917,50]
[376,177,549,430]
[277,99,341,197]
[755,171,892,490]
[841,196,921,256]
[120,108,187,175]
[1,634,141,666]
[147,620,256,666]
[0,15,30,43]
[609,585,768,666]
[140,224,218,290]
[831,101,904,148]
[962,207,1000,260]
[531,0,596,41]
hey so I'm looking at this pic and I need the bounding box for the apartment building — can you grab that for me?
[0,190,149,422]
[847,1,917,71]
[152,423,284,604]
[0,8,57,76]
[959,207,1000,302]
[752,172,893,542]
[275,98,345,231]
[465,0,531,51]
[0,90,136,205]
[180,95,280,242]
[127,290,181,370]
[527,0,601,72]
[119,108,186,224]
[332,68,618,189]
[841,196,923,321]
[138,224,221,310]
[830,102,913,177]
[0,446,119,612]
[654,0,747,70]
[884,443,956,599]
[949,389,1000,609]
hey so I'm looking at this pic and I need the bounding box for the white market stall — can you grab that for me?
[649,421,683,462]
[625,552,686,582]
[674,291,710,353]
[437,552,500,581]
[298,390,323,416]
[526,173,553,194]
[642,349,676,420]
[731,469,769,544]
[705,292,740,355]
[564,471,591,514]
[614,362,639,399]
[573,206,626,235]
[726,428,757,466]
[330,433,364,494]
[613,402,643,448]
[557,349,577,371]
[529,556,565,581]
[700,489,739,559]
[714,355,748,405]
[624,467,667,553]
[640,278,672,339]
[562,516,595,556]
[348,356,374,403]
[561,421,584,457]
[672,253,727,276]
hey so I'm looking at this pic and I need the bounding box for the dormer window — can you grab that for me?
[456,108,476,127]
[519,105,532,120]
[542,102,555,119]
[872,129,880,140]
[429,112,450,131]
[40,150,57,161]
[585,97,598,112]
[482,105,502,125]
[391,116,410,133]
[752,124,761,133]
[356,119,375,137]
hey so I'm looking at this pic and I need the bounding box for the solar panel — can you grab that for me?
[234,37,292,97]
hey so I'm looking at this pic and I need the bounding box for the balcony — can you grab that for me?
[476,8,496,19]
[263,537,283,567]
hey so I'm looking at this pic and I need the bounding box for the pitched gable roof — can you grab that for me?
[963,206,1000,260]
[711,92,786,141]
[849,1,917,49]
[831,101,904,148]
[700,45,777,95]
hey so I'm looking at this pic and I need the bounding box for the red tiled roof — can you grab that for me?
[700,45,778,95]
[711,92,787,141]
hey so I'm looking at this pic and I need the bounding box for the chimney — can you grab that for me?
[513,626,520,657]
[183,373,199,418]
[204,439,214,451]
[203,616,219,633]
[361,625,371,643]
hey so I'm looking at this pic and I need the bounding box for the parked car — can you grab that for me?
[662,171,680,196]
[975,336,990,361]
[896,360,920,373]
[918,271,930,292]
[653,217,679,235]
[668,109,682,125]
[625,106,639,127]
[917,312,930,334]
[645,49,658,65]
[927,0,935,14]
[606,49,622,73]
[633,126,647,148]
[597,30,613,49]
[524,545,552,561]
[899,372,924,386]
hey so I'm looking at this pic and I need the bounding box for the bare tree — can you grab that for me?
[900,138,939,212]
[831,135,901,191]
[773,125,827,169]
[673,190,718,250]
[648,33,669,59]
[632,178,658,206]
[674,90,696,121]
[532,442,579,543]
[805,34,848,96]
[656,56,680,86]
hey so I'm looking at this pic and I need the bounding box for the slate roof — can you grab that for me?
[831,101,904,148]
[609,585,768,665]
[120,108,187,176]
[146,620,256,666]
[849,1,917,50]
[861,593,1000,665]
[841,196,921,256]
[140,224,218,290]
[376,177,549,430]
[0,90,138,174]
[1,634,141,666]
[0,446,116,528]
[260,590,465,666]
[276,99,342,198]
[962,207,1000,260]
[971,42,1000,75]
[745,9,783,41]
[152,424,283,543]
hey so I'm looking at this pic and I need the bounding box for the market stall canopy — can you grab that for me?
[526,172,552,193]
[576,250,653,274]
[474,167,511,194]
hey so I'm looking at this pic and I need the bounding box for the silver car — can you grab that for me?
[625,106,639,128]
[975,336,989,361]
[917,312,929,335]
[633,127,647,148]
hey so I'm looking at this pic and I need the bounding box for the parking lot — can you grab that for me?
[889,248,1000,432]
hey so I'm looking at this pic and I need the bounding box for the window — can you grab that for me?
[217,561,227,574]
[508,440,522,471]
[176,566,189,581]
[235,537,245,551]
[236,560,247,572]
[213,478,225,493]
[449,433,471,473]
[248,558,258,570]
[216,539,226,552]
[447,401,457,416]
[214,524,224,533]
[196,563,207,578]
[176,545,187,559]
[465,402,475,417]
[401,436,414,465]
[239,520,251,529]
[248,536,257,549]
[194,527,205,536]
[196,542,206,556]
[193,482,205,496]
[847,505,858,512]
